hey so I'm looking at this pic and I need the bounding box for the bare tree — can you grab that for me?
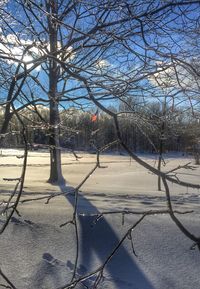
[1,2,200,287]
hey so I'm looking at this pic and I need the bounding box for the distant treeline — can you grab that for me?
[0,103,199,154]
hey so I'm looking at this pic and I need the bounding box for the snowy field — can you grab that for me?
[0,149,200,289]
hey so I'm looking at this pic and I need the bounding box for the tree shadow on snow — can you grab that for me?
[59,185,155,289]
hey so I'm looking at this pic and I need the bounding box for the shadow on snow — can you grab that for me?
[57,184,155,289]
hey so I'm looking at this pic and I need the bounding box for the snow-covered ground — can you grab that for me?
[0,150,200,289]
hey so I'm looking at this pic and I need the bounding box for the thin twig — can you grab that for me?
[0,268,18,289]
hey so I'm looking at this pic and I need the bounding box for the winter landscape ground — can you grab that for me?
[0,149,200,289]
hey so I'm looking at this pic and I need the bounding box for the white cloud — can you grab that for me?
[0,33,74,71]
[148,61,199,92]
[0,34,42,71]
[96,59,110,69]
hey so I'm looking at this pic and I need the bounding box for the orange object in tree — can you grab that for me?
[91,110,98,122]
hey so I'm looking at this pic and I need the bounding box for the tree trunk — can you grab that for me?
[47,0,65,184]
[0,107,13,147]
[157,136,163,191]
[1,110,12,135]
[158,99,166,191]
[48,100,65,184]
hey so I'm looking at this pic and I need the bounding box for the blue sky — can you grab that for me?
[1,0,200,113]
